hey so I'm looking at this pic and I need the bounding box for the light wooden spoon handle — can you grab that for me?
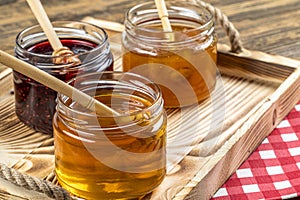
[154,0,172,32]
[0,50,120,116]
[26,0,63,50]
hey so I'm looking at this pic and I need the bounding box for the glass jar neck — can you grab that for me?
[56,72,164,133]
[15,21,111,73]
[124,0,215,49]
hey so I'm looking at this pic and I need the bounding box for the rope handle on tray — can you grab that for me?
[196,0,244,53]
[0,163,73,200]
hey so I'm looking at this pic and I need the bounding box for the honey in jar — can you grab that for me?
[122,0,217,107]
[14,21,113,134]
[53,72,167,199]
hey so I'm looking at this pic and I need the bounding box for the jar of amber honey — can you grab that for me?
[14,21,113,134]
[53,72,167,199]
[122,0,217,107]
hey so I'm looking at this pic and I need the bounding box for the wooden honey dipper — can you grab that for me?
[154,0,174,40]
[23,0,121,117]
[154,0,172,32]
[26,0,81,65]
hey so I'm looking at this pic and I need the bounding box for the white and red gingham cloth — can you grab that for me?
[212,102,300,200]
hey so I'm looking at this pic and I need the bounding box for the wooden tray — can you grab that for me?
[1,27,300,200]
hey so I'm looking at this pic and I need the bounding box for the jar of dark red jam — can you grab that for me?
[53,71,166,199]
[122,0,217,107]
[14,21,113,134]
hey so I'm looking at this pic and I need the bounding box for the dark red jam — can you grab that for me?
[28,39,97,55]
[14,39,113,134]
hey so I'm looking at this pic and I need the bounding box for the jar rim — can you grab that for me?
[57,71,164,121]
[125,0,214,36]
[15,20,109,60]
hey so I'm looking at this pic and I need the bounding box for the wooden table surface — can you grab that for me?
[0,0,300,199]
[0,0,299,69]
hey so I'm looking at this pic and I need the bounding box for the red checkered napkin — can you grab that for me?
[211,103,300,200]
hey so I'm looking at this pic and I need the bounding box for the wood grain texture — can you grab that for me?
[0,0,300,199]
[0,0,299,60]
[1,32,300,199]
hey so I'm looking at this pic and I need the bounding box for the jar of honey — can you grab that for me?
[122,0,217,107]
[14,21,113,134]
[53,72,167,199]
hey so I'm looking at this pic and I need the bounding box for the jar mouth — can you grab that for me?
[125,0,214,43]
[15,21,109,64]
[57,71,163,124]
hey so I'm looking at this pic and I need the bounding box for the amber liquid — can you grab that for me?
[123,26,217,107]
[53,93,166,199]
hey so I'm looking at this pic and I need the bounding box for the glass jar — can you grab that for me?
[122,0,217,107]
[53,72,167,199]
[14,21,113,134]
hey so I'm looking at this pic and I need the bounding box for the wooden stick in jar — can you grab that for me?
[0,50,120,116]
[26,0,80,65]
[154,0,172,32]
[26,0,62,50]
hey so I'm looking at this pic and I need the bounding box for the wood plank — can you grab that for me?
[1,30,299,199]
[182,67,300,200]
[0,0,300,199]
[0,69,13,101]
[0,0,299,64]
